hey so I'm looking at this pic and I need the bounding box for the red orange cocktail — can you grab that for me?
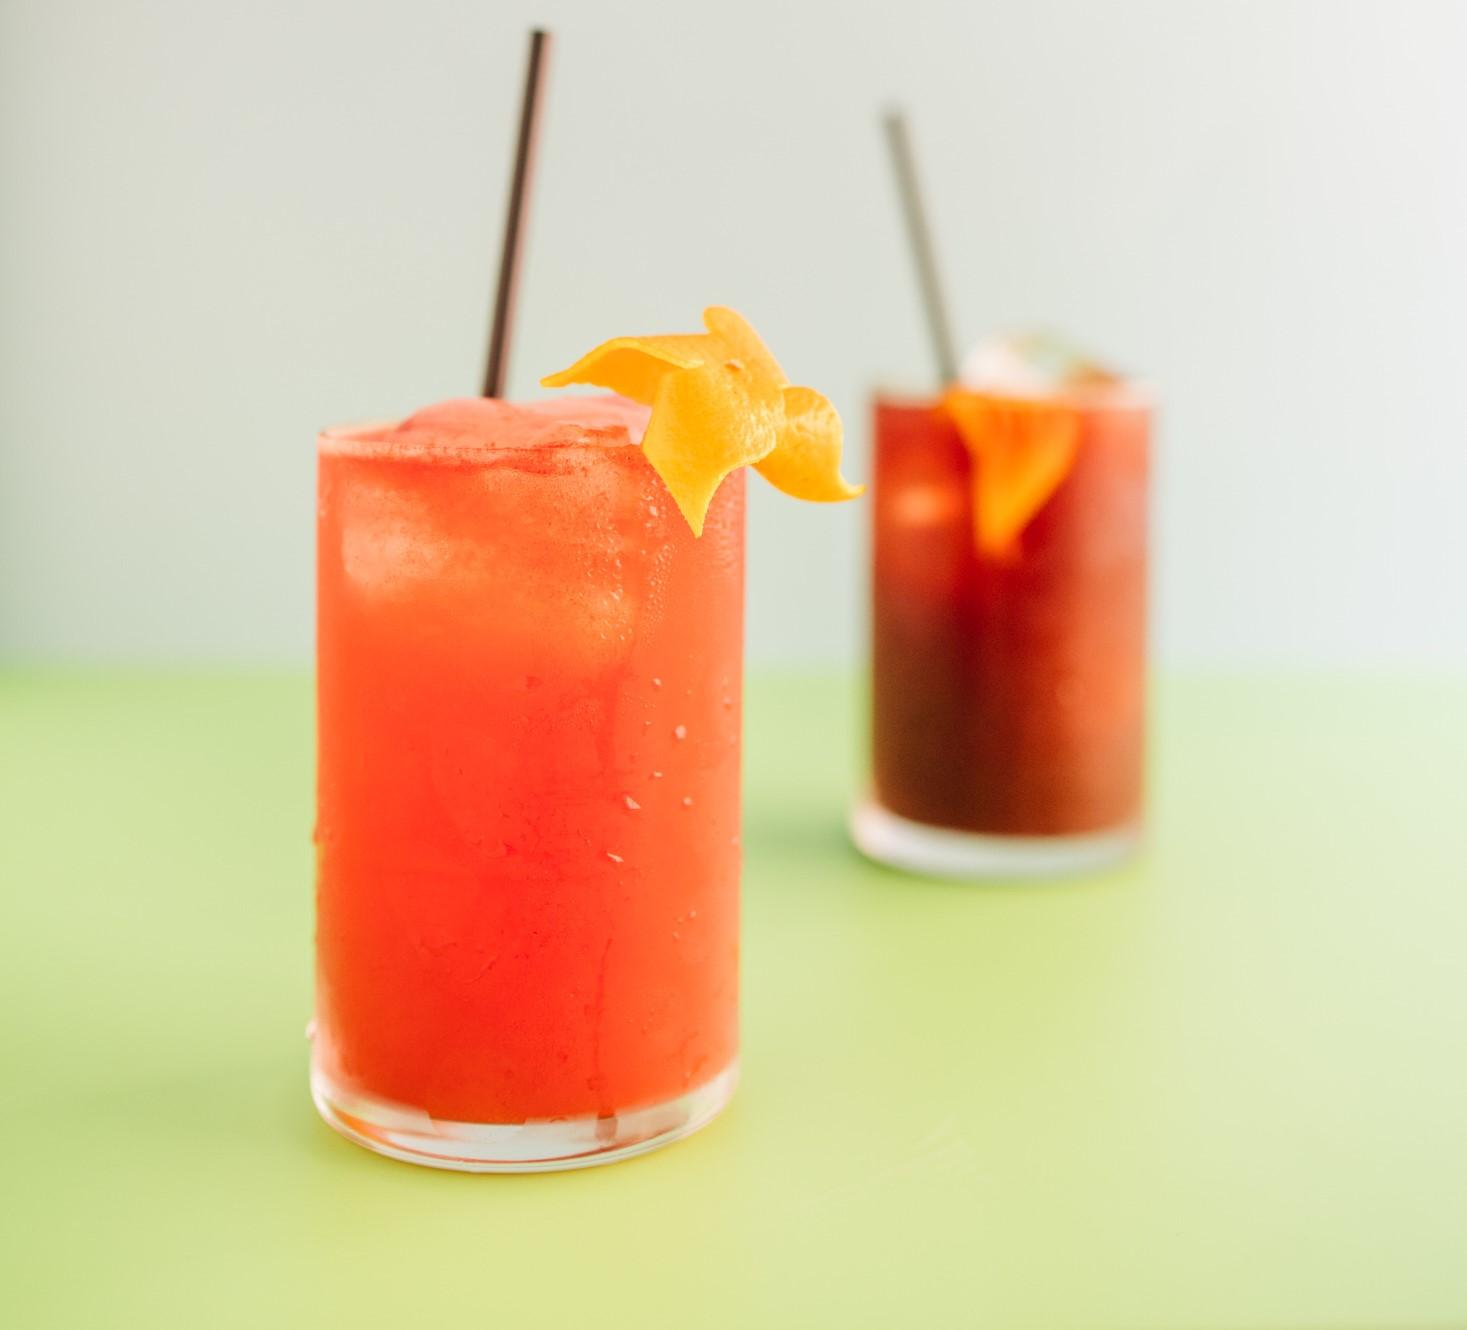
[313,397,744,1169]
[853,371,1150,877]
[312,307,860,1170]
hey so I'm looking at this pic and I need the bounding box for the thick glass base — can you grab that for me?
[311,1060,738,1173]
[850,798,1139,880]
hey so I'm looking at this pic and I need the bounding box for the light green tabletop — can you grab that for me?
[2,672,1464,1329]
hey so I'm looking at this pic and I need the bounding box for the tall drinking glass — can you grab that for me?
[312,396,743,1170]
[852,386,1150,877]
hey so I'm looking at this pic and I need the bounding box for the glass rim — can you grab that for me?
[871,381,1155,414]
[316,417,644,465]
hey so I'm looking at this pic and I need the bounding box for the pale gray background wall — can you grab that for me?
[2,0,1464,668]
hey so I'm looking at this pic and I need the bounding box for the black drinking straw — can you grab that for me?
[483,28,553,398]
[882,109,959,385]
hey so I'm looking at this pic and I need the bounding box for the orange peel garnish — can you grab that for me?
[942,390,1079,558]
[758,385,862,503]
[542,307,863,535]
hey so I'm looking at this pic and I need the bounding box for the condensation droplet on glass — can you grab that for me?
[624,795,641,811]
[651,770,663,780]
[674,724,687,740]
[606,851,624,863]
[682,796,694,808]
[651,676,663,688]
